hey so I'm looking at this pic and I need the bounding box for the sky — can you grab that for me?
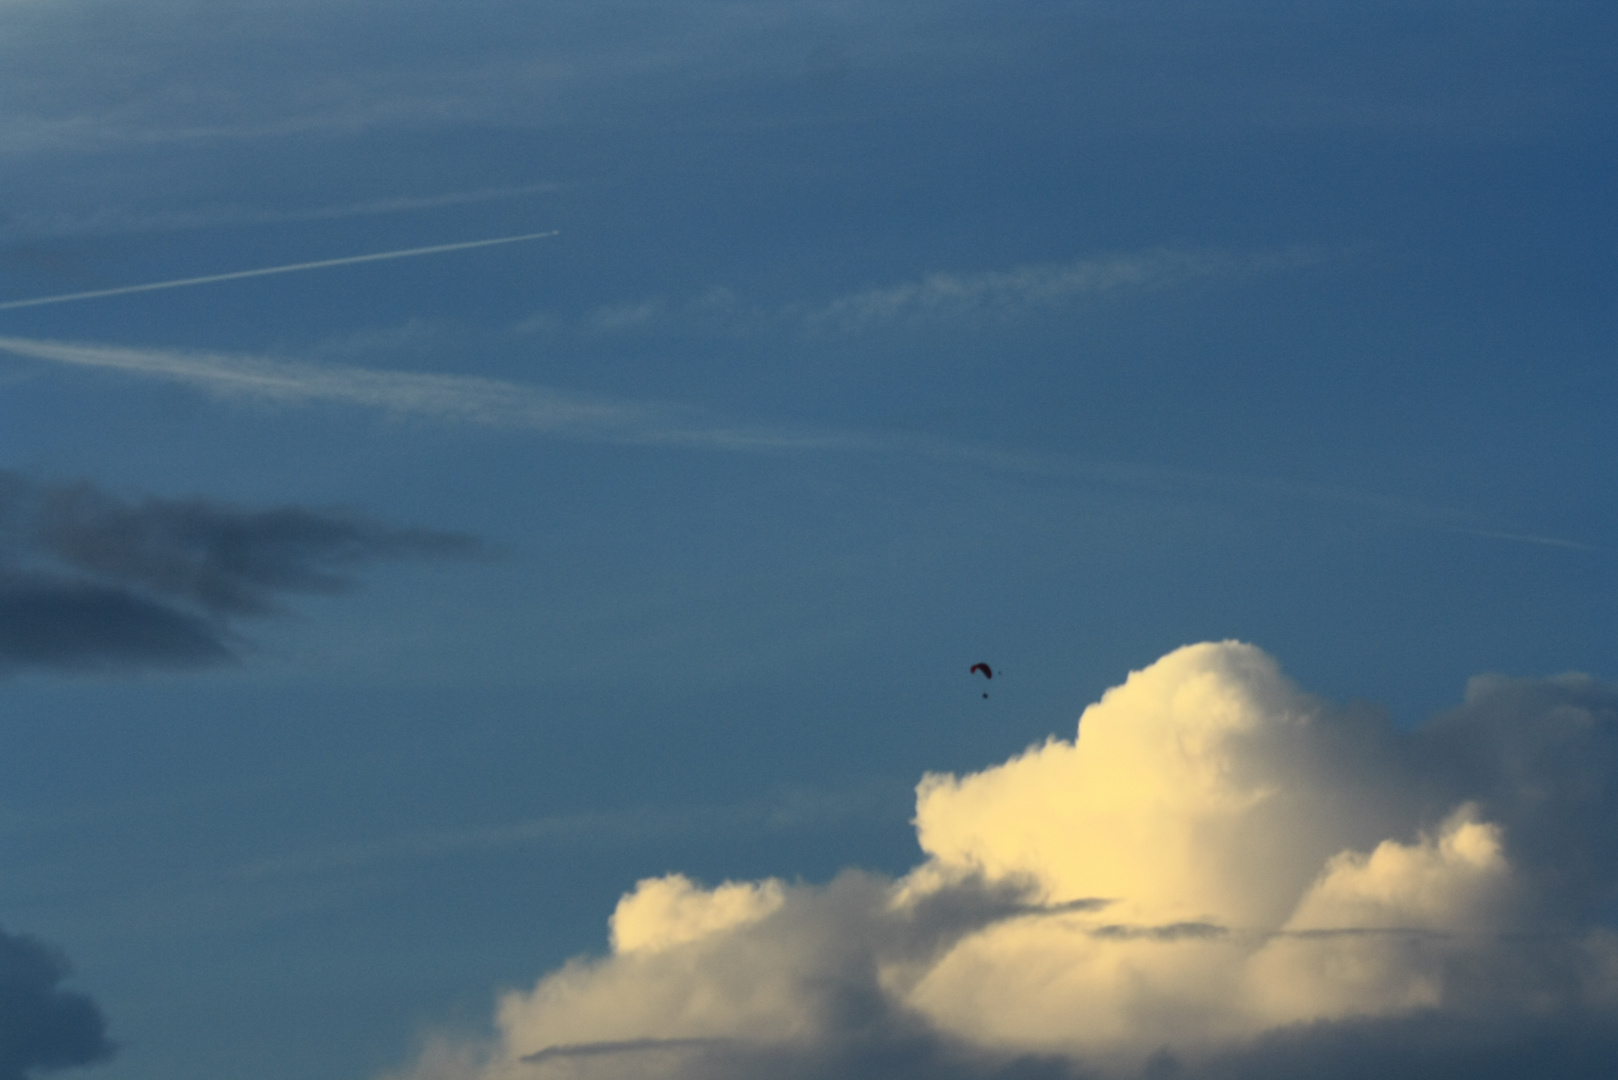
[0,2,1614,1078]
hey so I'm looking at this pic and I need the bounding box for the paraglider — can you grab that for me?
[971,662,993,697]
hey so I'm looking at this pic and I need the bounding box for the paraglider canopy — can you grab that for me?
[970,662,993,698]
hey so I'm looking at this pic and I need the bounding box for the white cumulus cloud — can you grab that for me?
[333,644,1618,1078]
[609,875,786,955]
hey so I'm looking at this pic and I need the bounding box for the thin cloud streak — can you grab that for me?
[231,782,899,882]
[3,183,563,239]
[522,1038,737,1065]
[805,247,1333,330]
[0,334,1594,553]
[0,230,560,311]
[534,247,1339,339]
[0,334,873,451]
[1462,529,1602,553]
[0,331,1362,495]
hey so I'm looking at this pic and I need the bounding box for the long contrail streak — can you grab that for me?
[0,229,559,311]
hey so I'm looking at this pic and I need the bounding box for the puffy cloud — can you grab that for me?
[387,642,1618,1080]
[1243,806,1518,1025]
[0,471,480,672]
[0,927,113,1080]
[608,874,786,955]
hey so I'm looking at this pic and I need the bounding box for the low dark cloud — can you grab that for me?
[0,577,230,671]
[0,471,480,672]
[483,990,1618,1080]
[650,1014,1618,1080]
[437,1006,1618,1080]
[575,1031,1091,1080]
[0,928,113,1080]
[1423,673,1618,924]
[1192,1010,1618,1080]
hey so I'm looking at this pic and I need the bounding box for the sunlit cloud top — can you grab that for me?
[386,643,1618,1080]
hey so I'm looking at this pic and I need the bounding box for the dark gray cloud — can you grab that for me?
[680,1013,1618,1080]
[1422,673,1618,924]
[1189,1010,1618,1080]
[565,1031,1090,1080]
[492,1007,1618,1080]
[497,995,1618,1080]
[0,471,480,672]
[0,928,113,1080]
[0,576,230,672]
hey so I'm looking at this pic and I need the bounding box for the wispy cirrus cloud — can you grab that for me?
[532,247,1336,339]
[1,182,562,240]
[231,781,901,884]
[0,334,1597,556]
[1,2,1596,166]
[805,247,1332,331]
[0,334,869,452]
[0,330,1316,495]
[0,330,1294,516]
[0,1,900,158]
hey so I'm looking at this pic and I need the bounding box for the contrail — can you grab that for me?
[0,229,559,311]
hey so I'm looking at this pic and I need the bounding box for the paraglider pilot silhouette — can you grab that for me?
[971,662,992,698]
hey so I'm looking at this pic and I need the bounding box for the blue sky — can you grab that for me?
[0,3,1614,1079]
